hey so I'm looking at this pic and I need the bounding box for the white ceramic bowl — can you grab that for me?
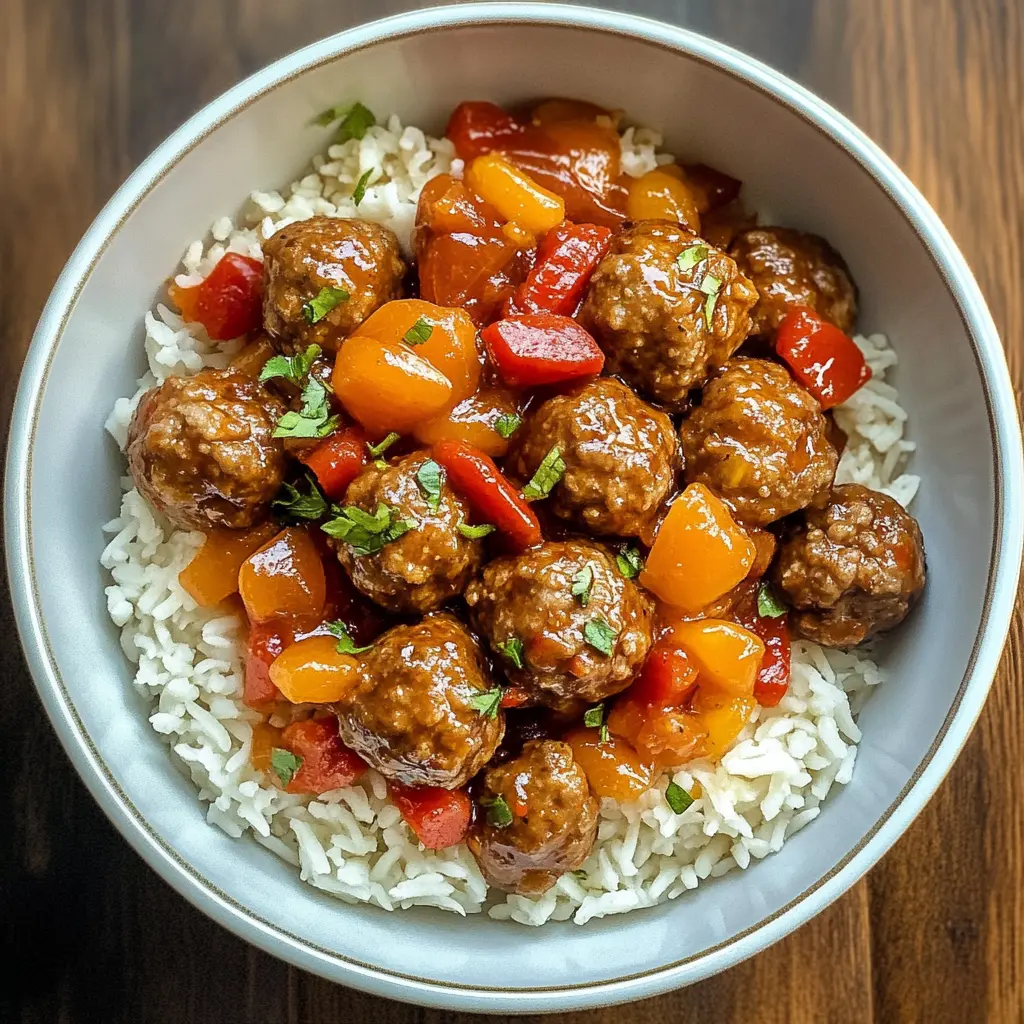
[7,3,1023,1013]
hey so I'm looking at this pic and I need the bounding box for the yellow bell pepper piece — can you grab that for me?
[466,153,565,236]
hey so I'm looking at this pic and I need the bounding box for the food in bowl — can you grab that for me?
[102,97,925,926]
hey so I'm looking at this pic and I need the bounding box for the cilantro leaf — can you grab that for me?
[665,780,694,814]
[321,503,416,556]
[470,688,502,719]
[676,244,709,273]
[325,620,373,655]
[757,581,787,618]
[700,273,723,330]
[302,285,349,324]
[272,473,328,522]
[482,794,514,828]
[270,748,303,787]
[403,317,434,345]
[583,703,604,729]
[458,521,496,539]
[571,563,595,607]
[366,432,400,458]
[272,377,340,439]
[352,168,373,205]
[615,544,644,579]
[336,101,376,142]
[583,617,617,656]
[259,344,322,386]
[495,636,525,669]
[494,413,522,439]
[522,446,565,500]
[416,458,444,512]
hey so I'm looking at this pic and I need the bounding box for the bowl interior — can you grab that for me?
[19,16,999,1003]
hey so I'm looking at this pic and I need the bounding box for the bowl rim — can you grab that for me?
[6,2,1023,1013]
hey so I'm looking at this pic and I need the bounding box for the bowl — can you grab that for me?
[7,3,1023,1013]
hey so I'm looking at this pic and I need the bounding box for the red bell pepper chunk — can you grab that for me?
[169,252,264,341]
[509,221,613,317]
[629,641,700,707]
[733,593,792,708]
[499,686,531,709]
[775,306,871,409]
[481,313,605,389]
[244,620,291,707]
[389,782,472,850]
[280,717,367,795]
[445,100,525,161]
[432,440,542,551]
[300,426,367,500]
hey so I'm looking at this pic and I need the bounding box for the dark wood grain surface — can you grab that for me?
[3,1,1022,1021]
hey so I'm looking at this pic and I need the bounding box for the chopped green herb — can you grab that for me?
[677,243,709,272]
[366,432,401,458]
[416,458,444,512]
[470,687,503,719]
[272,473,328,522]
[757,581,787,619]
[373,459,388,471]
[494,413,523,439]
[403,317,434,346]
[302,285,349,325]
[665,780,694,814]
[321,502,417,556]
[352,168,373,205]
[483,794,514,828]
[313,105,346,127]
[615,544,644,579]
[259,343,322,386]
[583,703,605,729]
[272,377,340,439]
[458,521,496,539]
[700,273,723,330]
[495,636,525,669]
[336,101,376,142]
[522,446,566,500]
[270,748,303,787]
[571,563,595,607]
[325,620,373,655]
[584,617,618,656]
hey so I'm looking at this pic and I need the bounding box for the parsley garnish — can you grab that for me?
[352,168,373,205]
[482,794,514,828]
[302,286,349,324]
[313,101,376,142]
[583,703,610,744]
[259,344,321,386]
[321,502,417,556]
[416,459,444,512]
[665,780,694,814]
[494,413,523,439]
[700,273,723,330]
[470,688,502,719]
[272,377,340,439]
[270,748,303,787]
[366,432,400,458]
[325,620,373,655]
[677,243,709,272]
[571,564,595,607]
[272,473,328,522]
[458,521,496,539]
[373,459,388,470]
[584,617,617,656]
[522,446,565,500]
[495,636,525,669]
[403,317,434,346]
[616,544,644,579]
[757,581,787,618]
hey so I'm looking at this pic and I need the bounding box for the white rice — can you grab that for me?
[102,116,919,926]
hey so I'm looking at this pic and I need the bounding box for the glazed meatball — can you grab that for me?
[680,358,838,526]
[772,484,926,647]
[466,540,653,713]
[468,740,598,895]
[729,226,857,336]
[334,452,484,614]
[335,613,504,788]
[262,216,406,356]
[508,377,678,538]
[126,367,285,530]
[580,220,757,410]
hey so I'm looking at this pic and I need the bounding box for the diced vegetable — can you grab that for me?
[499,686,530,709]
[465,153,566,236]
[528,98,611,126]
[278,717,366,795]
[481,314,605,388]
[413,386,521,457]
[626,168,701,232]
[640,483,755,612]
[432,440,542,551]
[733,590,792,708]
[628,641,699,707]
[168,253,264,341]
[268,635,361,704]
[331,334,453,435]
[689,694,757,760]
[244,620,291,707]
[249,721,282,774]
[389,782,472,850]
[230,334,276,378]
[300,426,367,500]
[635,709,706,767]
[508,221,612,317]
[445,100,525,161]
[775,306,871,409]
[665,618,765,698]
[178,521,280,608]
[238,527,327,625]
[565,728,652,802]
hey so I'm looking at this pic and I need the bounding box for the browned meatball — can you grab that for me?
[126,368,285,530]
[334,452,484,614]
[466,540,653,713]
[335,613,504,788]
[262,216,406,356]
[580,220,757,410]
[729,227,857,336]
[772,484,925,647]
[468,740,598,895]
[508,377,678,538]
[680,359,838,527]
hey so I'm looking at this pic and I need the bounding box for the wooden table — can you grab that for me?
[3,1,1022,1021]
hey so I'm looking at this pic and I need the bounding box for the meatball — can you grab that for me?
[126,367,285,530]
[335,613,504,788]
[580,220,758,410]
[729,227,857,336]
[466,540,653,713]
[772,484,926,647]
[262,216,406,356]
[680,358,838,526]
[468,740,598,895]
[334,452,484,614]
[508,377,678,538]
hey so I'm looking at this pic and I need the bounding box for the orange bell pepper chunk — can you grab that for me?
[466,153,566,236]
[640,483,755,613]
[690,694,757,760]
[565,728,652,802]
[413,386,521,457]
[238,527,327,625]
[178,521,280,608]
[665,618,765,698]
[626,167,701,232]
[249,720,283,774]
[268,635,361,704]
